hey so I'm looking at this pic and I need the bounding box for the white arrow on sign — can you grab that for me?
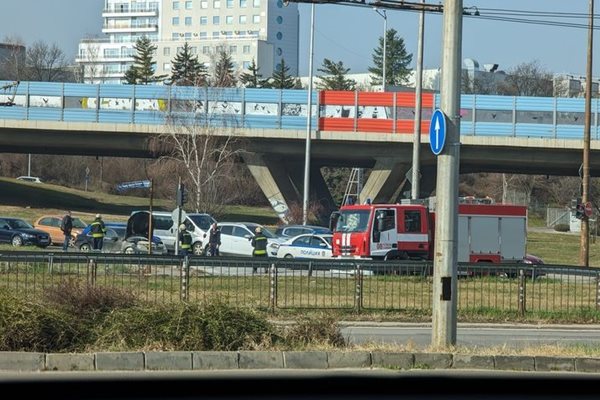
[434,117,440,152]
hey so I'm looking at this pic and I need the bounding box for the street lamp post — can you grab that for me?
[374,8,387,89]
[411,0,425,200]
[302,3,316,225]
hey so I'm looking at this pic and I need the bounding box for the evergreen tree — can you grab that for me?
[213,50,237,87]
[368,28,413,87]
[239,59,268,88]
[124,36,166,85]
[316,58,356,91]
[268,58,299,89]
[170,42,208,86]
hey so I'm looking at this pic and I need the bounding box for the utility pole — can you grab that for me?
[374,8,387,89]
[580,0,594,267]
[411,0,425,200]
[432,0,462,348]
[302,3,315,225]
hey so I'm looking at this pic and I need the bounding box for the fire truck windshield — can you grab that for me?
[335,210,371,233]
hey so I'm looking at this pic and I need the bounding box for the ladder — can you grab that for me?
[341,168,361,207]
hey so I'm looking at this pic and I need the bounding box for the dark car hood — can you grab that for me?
[127,211,155,240]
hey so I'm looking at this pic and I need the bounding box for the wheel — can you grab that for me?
[124,246,136,254]
[192,242,204,255]
[79,243,91,252]
[11,235,23,247]
[284,254,294,259]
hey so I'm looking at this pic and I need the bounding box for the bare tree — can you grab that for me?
[77,40,103,83]
[26,41,70,82]
[149,90,246,218]
[497,60,553,97]
[0,35,26,81]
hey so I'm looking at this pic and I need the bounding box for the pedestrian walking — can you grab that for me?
[90,214,106,251]
[207,223,221,256]
[60,210,73,252]
[179,224,192,256]
[251,226,267,273]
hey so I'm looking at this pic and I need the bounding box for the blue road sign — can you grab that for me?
[116,180,151,193]
[429,109,447,155]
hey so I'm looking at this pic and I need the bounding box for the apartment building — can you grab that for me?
[76,0,299,84]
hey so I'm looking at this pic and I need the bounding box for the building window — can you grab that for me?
[172,32,180,40]
[200,0,208,8]
[163,47,171,56]
[172,17,180,25]
[252,15,260,23]
[226,15,233,24]
[185,0,193,9]
[164,63,171,71]
[173,1,180,10]
[276,47,282,56]
[212,32,220,38]
[190,46,197,54]
[200,16,208,25]
[199,32,207,38]
[243,45,250,54]
[229,45,237,53]
[226,0,234,7]
[243,61,250,69]
[276,32,282,40]
[239,15,247,24]
[185,32,192,39]
[276,16,283,24]
[213,16,220,24]
[240,0,247,7]
[185,16,192,25]
[277,0,283,8]
[216,45,223,52]
[177,46,183,53]
[213,0,221,8]
[203,46,210,54]
[253,0,260,7]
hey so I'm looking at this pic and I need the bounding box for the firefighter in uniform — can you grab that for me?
[179,224,192,256]
[250,226,268,273]
[90,214,106,251]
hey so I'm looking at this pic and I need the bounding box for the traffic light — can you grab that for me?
[176,183,187,207]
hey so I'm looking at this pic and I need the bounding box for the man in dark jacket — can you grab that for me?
[250,226,267,273]
[90,214,106,251]
[60,211,73,252]
[207,223,221,256]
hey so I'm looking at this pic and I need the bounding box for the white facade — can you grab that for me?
[76,0,299,84]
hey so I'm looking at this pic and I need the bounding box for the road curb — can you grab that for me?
[4,351,600,373]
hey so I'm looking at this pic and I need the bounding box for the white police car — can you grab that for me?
[275,233,333,259]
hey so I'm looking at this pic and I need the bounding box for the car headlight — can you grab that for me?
[269,243,280,250]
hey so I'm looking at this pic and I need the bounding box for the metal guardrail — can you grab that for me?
[0,252,598,316]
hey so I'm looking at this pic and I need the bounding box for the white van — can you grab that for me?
[131,211,216,255]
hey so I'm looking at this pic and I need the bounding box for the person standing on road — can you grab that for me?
[60,211,73,252]
[179,224,192,256]
[90,214,106,251]
[250,226,267,273]
[207,223,221,256]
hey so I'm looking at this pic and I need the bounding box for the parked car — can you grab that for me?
[75,222,167,254]
[274,224,332,239]
[16,176,42,184]
[33,215,88,246]
[217,222,283,257]
[0,217,50,248]
[276,233,333,259]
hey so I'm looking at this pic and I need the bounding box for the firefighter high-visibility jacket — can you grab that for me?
[90,218,106,238]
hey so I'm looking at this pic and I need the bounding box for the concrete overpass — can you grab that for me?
[1,118,597,223]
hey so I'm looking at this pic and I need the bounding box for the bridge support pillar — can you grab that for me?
[286,161,337,225]
[242,153,298,222]
[360,158,411,204]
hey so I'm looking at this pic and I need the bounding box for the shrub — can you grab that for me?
[0,290,81,352]
[282,314,345,349]
[554,224,570,232]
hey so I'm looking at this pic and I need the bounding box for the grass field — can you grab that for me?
[0,177,280,225]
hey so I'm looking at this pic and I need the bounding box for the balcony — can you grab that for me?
[102,7,158,17]
[102,23,159,34]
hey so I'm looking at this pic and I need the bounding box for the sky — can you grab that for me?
[0,0,597,77]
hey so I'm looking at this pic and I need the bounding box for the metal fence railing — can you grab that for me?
[1,252,599,317]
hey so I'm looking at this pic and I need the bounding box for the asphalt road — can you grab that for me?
[339,323,600,349]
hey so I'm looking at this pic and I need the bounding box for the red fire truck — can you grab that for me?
[330,201,528,263]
